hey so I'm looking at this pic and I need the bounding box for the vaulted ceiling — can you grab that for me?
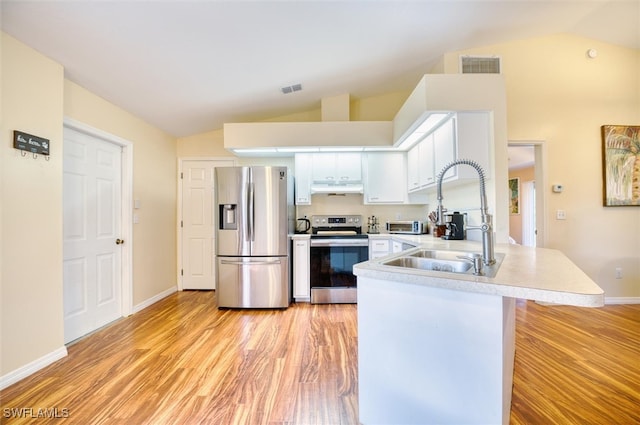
[2,1,638,137]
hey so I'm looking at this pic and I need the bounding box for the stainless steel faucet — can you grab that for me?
[436,159,496,266]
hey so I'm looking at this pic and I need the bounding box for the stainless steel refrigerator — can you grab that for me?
[215,166,294,308]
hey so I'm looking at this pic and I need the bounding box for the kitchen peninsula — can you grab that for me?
[354,236,604,425]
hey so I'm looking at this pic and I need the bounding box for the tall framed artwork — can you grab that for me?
[508,177,520,214]
[601,125,640,206]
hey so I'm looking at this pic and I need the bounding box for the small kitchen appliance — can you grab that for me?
[296,217,311,234]
[386,220,428,235]
[367,216,380,234]
[442,211,466,240]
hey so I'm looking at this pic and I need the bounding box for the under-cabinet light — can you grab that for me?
[395,112,453,150]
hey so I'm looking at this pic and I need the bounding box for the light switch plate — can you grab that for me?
[556,210,566,220]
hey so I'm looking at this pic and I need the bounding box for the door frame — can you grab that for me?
[177,157,237,291]
[508,140,547,248]
[63,117,134,317]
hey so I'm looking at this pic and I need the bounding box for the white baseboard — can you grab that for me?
[1,287,178,391]
[605,296,640,305]
[133,286,177,314]
[0,346,68,391]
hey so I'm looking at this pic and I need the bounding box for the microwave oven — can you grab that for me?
[386,220,428,234]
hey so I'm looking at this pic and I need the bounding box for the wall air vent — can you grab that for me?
[460,56,501,74]
[281,83,302,94]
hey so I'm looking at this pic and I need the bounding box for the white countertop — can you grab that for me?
[354,233,605,307]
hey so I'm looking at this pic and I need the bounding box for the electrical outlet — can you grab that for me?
[615,267,623,279]
[556,210,566,220]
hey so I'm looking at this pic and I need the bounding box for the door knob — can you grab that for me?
[115,238,124,245]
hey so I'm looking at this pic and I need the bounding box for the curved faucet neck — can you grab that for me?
[436,159,495,265]
[436,159,489,219]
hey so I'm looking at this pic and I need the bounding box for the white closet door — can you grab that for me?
[63,128,122,343]
[181,159,234,290]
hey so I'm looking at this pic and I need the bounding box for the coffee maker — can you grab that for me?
[442,212,465,240]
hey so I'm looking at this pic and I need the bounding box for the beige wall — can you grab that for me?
[1,33,65,376]
[64,81,177,305]
[444,34,640,298]
[176,128,231,158]
[1,33,178,379]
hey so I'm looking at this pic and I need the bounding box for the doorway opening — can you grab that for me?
[508,141,546,248]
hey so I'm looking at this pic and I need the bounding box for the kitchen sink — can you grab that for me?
[383,256,473,273]
[380,248,504,278]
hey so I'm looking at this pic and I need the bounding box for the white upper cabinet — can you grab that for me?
[406,112,491,193]
[433,116,456,182]
[363,152,407,204]
[407,133,435,192]
[294,154,312,205]
[312,152,362,183]
[451,111,492,181]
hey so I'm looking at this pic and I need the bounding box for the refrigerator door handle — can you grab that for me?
[248,182,255,241]
[220,259,282,266]
[243,182,250,242]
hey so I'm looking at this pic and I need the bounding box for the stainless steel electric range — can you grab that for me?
[309,215,368,304]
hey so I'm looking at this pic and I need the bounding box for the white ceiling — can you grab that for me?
[2,1,638,137]
[508,145,535,170]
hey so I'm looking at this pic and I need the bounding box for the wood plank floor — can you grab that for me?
[1,292,638,424]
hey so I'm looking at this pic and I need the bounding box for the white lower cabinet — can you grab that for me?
[369,238,391,259]
[292,238,310,301]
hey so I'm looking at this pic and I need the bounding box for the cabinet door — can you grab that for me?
[295,154,312,205]
[369,238,390,259]
[407,134,434,192]
[433,117,456,182]
[407,144,420,192]
[455,112,491,179]
[293,239,310,299]
[336,153,362,182]
[311,153,336,182]
[418,133,435,187]
[312,153,362,183]
[365,152,406,204]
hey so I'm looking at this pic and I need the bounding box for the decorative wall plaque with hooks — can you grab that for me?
[13,130,50,159]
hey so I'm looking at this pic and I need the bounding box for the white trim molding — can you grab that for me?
[0,347,68,391]
[133,286,178,314]
[605,297,640,305]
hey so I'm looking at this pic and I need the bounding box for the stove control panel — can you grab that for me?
[311,215,362,227]
[311,215,363,234]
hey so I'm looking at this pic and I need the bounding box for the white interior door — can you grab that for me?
[63,128,123,343]
[181,159,234,290]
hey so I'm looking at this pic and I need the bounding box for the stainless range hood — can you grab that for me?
[310,182,364,194]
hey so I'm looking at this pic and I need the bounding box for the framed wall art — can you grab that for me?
[601,125,640,206]
[508,177,520,214]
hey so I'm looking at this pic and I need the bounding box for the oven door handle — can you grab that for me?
[310,239,369,248]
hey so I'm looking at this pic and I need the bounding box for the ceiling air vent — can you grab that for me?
[460,56,501,74]
[281,83,302,94]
